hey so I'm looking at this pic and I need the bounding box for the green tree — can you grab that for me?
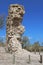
[0,15,4,28]
[21,36,30,50]
[0,15,5,46]
[33,41,40,54]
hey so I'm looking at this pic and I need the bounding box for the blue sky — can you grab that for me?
[0,0,43,44]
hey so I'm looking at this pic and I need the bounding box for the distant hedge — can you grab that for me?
[0,43,6,47]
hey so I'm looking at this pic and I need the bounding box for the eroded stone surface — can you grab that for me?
[6,4,25,53]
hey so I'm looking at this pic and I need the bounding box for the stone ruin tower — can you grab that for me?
[6,4,25,53]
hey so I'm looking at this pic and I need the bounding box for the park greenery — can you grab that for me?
[21,36,43,52]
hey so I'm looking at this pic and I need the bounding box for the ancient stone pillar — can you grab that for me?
[6,4,25,53]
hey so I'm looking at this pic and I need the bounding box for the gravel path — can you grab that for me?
[0,47,43,65]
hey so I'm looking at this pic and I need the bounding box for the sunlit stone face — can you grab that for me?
[9,4,25,19]
[6,4,25,53]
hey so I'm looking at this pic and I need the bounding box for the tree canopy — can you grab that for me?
[0,15,4,28]
[21,36,30,48]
